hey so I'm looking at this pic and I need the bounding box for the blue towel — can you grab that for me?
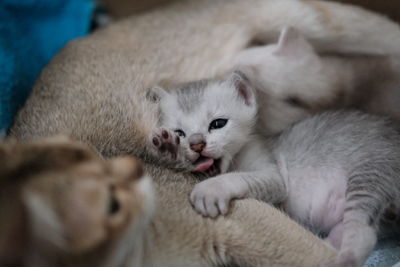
[0,0,95,133]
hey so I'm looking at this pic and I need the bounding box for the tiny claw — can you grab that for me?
[153,137,160,147]
[162,130,169,139]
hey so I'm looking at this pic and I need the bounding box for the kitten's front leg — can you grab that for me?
[149,128,192,170]
[190,169,287,218]
[190,174,249,217]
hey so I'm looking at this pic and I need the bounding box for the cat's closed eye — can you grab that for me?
[209,119,228,131]
[284,96,309,110]
[108,185,121,215]
[174,129,186,138]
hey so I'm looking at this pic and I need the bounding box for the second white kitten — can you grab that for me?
[235,27,400,134]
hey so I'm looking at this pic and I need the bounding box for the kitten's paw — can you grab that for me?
[150,128,181,160]
[190,178,230,218]
[190,176,247,218]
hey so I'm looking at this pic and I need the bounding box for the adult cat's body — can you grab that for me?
[150,73,400,267]
[235,27,400,134]
[11,0,400,147]
[9,0,400,266]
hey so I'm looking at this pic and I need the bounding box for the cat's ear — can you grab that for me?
[274,26,314,57]
[146,86,168,103]
[23,179,108,254]
[22,191,66,250]
[227,71,255,106]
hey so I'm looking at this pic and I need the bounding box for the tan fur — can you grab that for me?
[11,0,400,153]
[303,1,342,32]
[9,0,400,266]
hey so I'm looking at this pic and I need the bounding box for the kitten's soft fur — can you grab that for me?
[9,0,400,266]
[0,137,335,267]
[235,27,400,134]
[150,73,400,267]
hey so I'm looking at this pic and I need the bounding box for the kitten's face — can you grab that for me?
[151,72,257,173]
[0,137,154,267]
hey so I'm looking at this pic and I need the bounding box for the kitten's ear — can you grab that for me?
[227,71,255,106]
[146,86,168,103]
[274,26,314,57]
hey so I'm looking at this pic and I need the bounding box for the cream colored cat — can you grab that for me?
[9,0,400,266]
[11,0,400,154]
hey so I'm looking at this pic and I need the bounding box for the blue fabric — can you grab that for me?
[0,0,95,132]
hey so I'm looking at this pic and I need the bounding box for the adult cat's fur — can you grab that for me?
[235,27,400,134]
[10,0,400,147]
[9,0,400,266]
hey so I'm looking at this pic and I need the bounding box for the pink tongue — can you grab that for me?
[193,158,214,172]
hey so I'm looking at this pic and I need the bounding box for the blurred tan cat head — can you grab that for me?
[0,136,154,267]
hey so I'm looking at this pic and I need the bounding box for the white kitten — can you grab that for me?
[235,26,400,134]
[147,75,258,176]
[148,73,400,267]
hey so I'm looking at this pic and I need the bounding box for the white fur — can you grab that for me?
[159,78,257,172]
[235,26,400,134]
[23,191,65,250]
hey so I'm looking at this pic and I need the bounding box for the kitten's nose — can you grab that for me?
[189,133,206,153]
[190,142,206,153]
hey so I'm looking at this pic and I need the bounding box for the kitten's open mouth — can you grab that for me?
[193,156,221,175]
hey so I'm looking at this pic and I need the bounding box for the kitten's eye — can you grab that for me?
[174,129,186,138]
[108,186,120,215]
[209,119,228,131]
